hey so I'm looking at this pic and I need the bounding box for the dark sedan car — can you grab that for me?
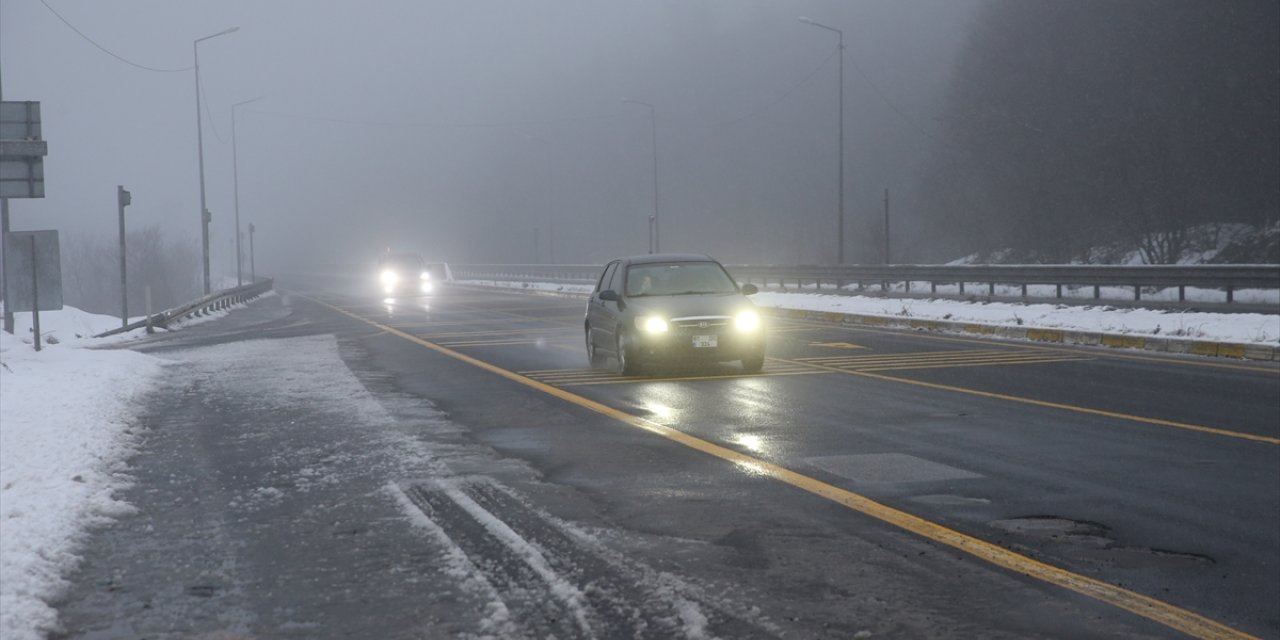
[584,254,764,375]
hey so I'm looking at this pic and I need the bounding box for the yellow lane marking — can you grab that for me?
[809,341,868,349]
[525,369,827,387]
[783,318,1280,375]
[424,326,574,339]
[772,355,1279,446]
[564,370,830,387]
[438,339,566,347]
[307,295,1257,640]
[855,356,1093,373]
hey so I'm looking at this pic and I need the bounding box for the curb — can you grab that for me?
[760,307,1280,363]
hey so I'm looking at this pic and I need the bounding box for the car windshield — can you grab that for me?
[625,262,738,297]
[381,254,422,272]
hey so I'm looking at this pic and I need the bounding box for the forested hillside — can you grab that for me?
[916,0,1279,264]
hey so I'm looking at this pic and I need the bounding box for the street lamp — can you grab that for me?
[248,222,256,282]
[523,133,555,263]
[194,26,238,294]
[799,16,846,264]
[232,96,264,286]
[622,98,660,254]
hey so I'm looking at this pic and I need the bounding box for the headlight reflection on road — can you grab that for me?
[733,433,768,453]
[643,401,676,421]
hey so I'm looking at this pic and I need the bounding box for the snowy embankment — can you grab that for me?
[0,308,163,640]
[457,280,1280,346]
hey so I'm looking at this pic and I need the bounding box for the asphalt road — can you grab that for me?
[55,280,1280,639]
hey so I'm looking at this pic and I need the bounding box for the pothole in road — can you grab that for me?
[989,516,1111,547]
[988,516,1214,569]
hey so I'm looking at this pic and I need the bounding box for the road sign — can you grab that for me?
[3,230,62,312]
[0,101,47,199]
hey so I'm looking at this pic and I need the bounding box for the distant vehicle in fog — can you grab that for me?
[377,251,434,295]
[585,254,764,375]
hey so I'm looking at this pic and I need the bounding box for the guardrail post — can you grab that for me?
[1179,285,1185,302]
[959,281,965,295]
[1227,286,1234,303]
[1021,284,1028,297]
[1134,285,1141,301]
[988,282,995,296]
[1056,284,1062,299]
[931,281,937,294]
[1093,285,1100,299]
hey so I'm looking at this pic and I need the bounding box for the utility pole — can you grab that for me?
[799,17,846,264]
[883,188,890,264]
[117,186,131,326]
[1,64,11,334]
[193,27,238,294]
[622,99,660,254]
[248,223,256,282]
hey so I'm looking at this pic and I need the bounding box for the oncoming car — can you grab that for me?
[377,252,434,295]
[584,254,764,375]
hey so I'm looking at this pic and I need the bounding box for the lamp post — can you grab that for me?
[622,99,660,254]
[194,26,238,294]
[231,96,263,286]
[523,133,555,263]
[248,222,256,282]
[799,17,846,264]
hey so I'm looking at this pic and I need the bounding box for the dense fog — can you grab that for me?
[2,0,1275,307]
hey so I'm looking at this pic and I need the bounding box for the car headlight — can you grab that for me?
[636,316,669,334]
[380,269,399,285]
[735,310,761,332]
[420,271,431,280]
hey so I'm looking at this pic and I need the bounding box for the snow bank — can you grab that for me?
[0,311,165,640]
[752,291,1280,345]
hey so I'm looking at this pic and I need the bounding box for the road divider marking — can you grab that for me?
[520,361,824,387]
[808,341,868,349]
[307,294,1259,640]
[774,355,1279,446]
[785,318,1280,375]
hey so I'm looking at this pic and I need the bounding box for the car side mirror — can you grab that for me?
[599,289,620,302]
[740,283,758,295]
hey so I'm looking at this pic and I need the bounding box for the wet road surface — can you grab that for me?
[53,282,1280,639]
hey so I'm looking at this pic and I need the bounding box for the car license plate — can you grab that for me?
[692,334,717,348]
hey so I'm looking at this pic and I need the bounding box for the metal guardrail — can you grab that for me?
[95,278,274,338]
[451,263,1280,305]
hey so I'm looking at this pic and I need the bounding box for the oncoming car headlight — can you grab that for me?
[735,310,761,332]
[380,269,399,286]
[420,271,431,280]
[636,316,669,334]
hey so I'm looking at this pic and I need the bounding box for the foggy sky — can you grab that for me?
[0,0,978,275]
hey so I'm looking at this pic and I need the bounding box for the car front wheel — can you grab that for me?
[616,331,640,376]
[741,351,764,373]
[586,326,605,368]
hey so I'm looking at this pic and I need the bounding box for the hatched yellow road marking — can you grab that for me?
[809,341,868,349]
[308,294,1259,640]
[521,360,824,387]
[773,355,1279,446]
[797,349,1095,372]
[782,317,1280,375]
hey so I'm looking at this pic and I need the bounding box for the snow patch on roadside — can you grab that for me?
[752,291,1279,345]
[0,325,165,640]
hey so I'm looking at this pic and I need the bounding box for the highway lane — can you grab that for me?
[299,281,1278,638]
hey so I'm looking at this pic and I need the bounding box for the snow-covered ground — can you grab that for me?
[0,297,267,640]
[457,280,1280,345]
[0,279,1274,638]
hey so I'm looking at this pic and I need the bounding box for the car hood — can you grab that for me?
[624,293,755,319]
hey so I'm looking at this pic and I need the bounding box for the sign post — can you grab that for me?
[118,186,131,326]
[2,230,61,350]
[1,99,48,334]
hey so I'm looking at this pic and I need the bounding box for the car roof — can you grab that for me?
[618,253,717,266]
